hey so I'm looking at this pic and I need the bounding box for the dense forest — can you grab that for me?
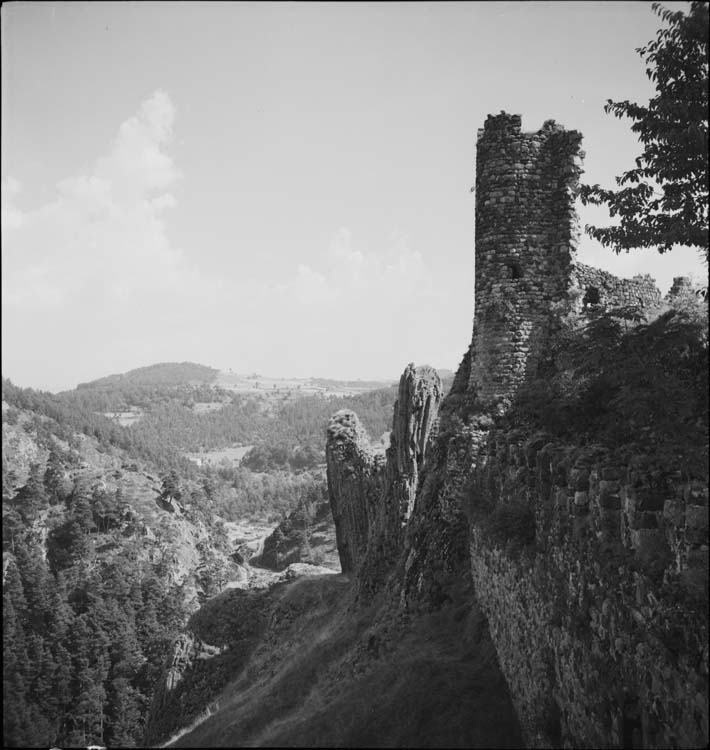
[2,410,195,746]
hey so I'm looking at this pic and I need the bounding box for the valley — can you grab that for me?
[1,363,387,748]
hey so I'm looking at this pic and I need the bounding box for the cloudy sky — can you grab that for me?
[2,1,705,392]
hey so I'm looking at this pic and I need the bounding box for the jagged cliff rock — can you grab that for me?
[361,364,443,596]
[325,364,443,595]
[325,410,386,574]
[385,363,442,526]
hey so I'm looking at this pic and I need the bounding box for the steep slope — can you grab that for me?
[161,575,522,749]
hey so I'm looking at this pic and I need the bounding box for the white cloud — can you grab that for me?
[2,91,445,390]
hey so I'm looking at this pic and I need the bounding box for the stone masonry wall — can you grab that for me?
[467,430,709,749]
[571,263,663,311]
[468,113,584,412]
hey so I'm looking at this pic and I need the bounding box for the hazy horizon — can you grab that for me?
[2,1,706,393]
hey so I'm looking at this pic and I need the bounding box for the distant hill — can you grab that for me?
[77,361,219,389]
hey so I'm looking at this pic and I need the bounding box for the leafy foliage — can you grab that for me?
[511,305,709,478]
[580,2,709,260]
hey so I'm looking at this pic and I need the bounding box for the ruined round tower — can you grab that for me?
[468,113,584,412]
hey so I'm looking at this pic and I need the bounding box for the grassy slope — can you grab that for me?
[166,575,522,748]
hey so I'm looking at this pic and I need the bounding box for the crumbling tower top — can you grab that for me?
[468,112,585,411]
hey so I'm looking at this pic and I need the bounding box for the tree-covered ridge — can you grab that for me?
[2,376,404,476]
[76,361,219,389]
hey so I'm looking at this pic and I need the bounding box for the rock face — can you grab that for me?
[258,496,340,572]
[325,364,442,593]
[386,364,442,526]
[325,410,386,575]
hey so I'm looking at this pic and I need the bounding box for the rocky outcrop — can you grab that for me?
[145,585,277,745]
[258,496,340,572]
[325,410,386,574]
[386,364,442,526]
[325,364,442,592]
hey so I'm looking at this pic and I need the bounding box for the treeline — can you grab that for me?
[60,382,232,414]
[125,388,398,458]
[3,468,191,747]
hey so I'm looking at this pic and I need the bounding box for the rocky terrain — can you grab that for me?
[1,400,246,609]
[256,492,340,572]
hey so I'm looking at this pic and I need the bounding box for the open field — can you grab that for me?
[184,445,253,467]
[102,410,145,426]
[215,371,394,397]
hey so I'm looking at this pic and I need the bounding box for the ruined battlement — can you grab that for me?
[468,113,584,411]
[571,262,662,310]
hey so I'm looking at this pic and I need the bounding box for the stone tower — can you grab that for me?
[468,113,584,412]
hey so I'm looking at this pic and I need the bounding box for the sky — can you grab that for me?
[2,1,706,393]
